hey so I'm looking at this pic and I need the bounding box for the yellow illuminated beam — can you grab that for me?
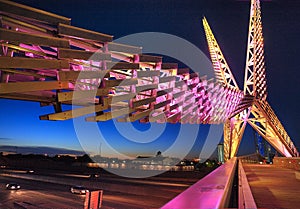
[202,17,239,90]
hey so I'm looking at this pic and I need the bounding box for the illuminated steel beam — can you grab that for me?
[106,62,140,70]
[0,28,70,48]
[0,91,55,103]
[1,43,56,58]
[202,17,239,90]
[107,42,142,55]
[0,68,54,79]
[86,107,135,122]
[58,71,110,81]
[118,109,152,122]
[40,104,108,121]
[0,81,71,94]
[0,57,69,69]
[138,54,162,63]
[0,15,53,36]
[57,89,111,102]
[0,0,71,25]
[58,48,111,61]
[58,23,113,43]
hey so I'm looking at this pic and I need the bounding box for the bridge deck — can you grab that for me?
[243,163,300,209]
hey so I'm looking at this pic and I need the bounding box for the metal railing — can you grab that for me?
[238,160,257,209]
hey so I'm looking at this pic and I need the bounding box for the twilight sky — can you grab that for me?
[1,0,299,159]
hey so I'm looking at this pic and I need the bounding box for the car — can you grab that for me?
[26,170,34,174]
[6,183,20,190]
[89,174,100,178]
[70,186,89,195]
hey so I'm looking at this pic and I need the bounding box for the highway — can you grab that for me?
[0,168,210,208]
[0,175,84,208]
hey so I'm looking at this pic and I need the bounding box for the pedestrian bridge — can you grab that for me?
[0,2,299,208]
[162,155,300,209]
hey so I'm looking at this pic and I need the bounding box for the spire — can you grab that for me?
[202,17,239,90]
[244,0,267,100]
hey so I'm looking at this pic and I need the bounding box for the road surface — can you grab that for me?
[0,168,210,208]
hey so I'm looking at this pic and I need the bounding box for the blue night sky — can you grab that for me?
[1,0,300,159]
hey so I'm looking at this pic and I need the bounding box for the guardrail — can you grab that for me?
[161,157,237,209]
[238,153,263,164]
[238,160,257,209]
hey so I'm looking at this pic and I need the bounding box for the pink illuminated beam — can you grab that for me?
[162,158,237,209]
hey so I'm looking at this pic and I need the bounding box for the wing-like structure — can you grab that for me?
[0,0,243,126]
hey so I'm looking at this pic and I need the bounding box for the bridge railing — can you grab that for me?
[161,157,237,209]
[238,153,264,164]
[161,156,260,209]
[273,157,300,171]
[238,160,257,209]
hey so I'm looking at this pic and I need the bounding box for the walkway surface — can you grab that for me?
[243,163,300,209]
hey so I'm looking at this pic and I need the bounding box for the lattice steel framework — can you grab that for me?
[203,0,298,160]
[244,0,267,100]
[202,17,239,90]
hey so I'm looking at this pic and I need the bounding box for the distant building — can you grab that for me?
[254,131,266,156]
[217,143,224,164]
